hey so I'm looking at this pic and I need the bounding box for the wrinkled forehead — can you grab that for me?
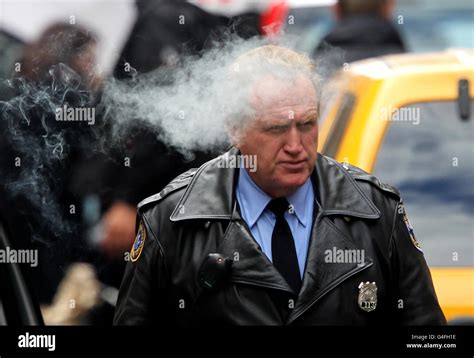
[249,75,318,118]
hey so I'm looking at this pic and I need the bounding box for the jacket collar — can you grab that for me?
[170,147,380,221]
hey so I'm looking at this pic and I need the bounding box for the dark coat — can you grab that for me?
[314,14,406,69]
[114,0,259,79]
[114,148,445,326]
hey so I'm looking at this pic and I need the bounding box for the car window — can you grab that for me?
[321,92,356,158]
[396,0,474,52]
[373,100,474,267]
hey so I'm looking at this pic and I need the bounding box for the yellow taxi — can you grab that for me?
[318,49,474,323]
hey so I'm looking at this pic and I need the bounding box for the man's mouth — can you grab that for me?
[279,159,307,171]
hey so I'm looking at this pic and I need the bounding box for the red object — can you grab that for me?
[260,1,289,37]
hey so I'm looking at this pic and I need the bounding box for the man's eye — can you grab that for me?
[266,125,288,133]
[297,120,316,131]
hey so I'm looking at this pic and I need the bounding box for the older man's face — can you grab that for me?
[236,76,318,198]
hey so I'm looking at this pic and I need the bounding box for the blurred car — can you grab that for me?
[285,0,474,55]
[318,49,474,322]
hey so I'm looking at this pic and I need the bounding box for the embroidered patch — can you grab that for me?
[130,221,146,262]
[401,205,422,252]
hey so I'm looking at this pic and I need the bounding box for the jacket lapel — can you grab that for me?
[218,210,294,294]
[170,147,294,293]
[287,156,380,324]
[286,212,373,324]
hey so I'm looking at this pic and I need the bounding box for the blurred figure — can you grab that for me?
[114,0,260,79]
[313,0,406,69]
[41,263,101,325]
[18,23,101,90]
[0,22,101,305]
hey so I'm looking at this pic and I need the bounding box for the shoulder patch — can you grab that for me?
[137,168,197,210]
[399,203,422,252]
[130,221,147,262]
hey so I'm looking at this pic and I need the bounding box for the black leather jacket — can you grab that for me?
[114,148,446,326]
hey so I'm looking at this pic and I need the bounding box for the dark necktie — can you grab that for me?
[267,198,302,293]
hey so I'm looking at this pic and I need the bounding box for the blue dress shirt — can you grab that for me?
[236,167,314,278]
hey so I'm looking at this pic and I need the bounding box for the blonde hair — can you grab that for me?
[232,45,320,108]
[235,45,316,73]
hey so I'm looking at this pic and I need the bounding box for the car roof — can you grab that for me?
[348,49,474,79]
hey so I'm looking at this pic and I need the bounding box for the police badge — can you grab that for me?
[130,221,146,262]
[358,281,377,312]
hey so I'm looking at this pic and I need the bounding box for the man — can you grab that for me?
[114,45,445,325]
[313,0,406,70]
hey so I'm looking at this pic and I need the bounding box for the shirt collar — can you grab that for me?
[237,167,313,228]
[237,167,272,228]
[287,178,313,227]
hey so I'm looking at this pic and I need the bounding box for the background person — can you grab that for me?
[313,0,406,71]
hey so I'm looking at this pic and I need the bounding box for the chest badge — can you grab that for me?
[130,221,146,262]
[358,281,377,312]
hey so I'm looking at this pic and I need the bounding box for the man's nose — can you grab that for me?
[283,126,303,154]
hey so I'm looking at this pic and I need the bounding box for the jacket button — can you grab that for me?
[344,216,351,223]
[204,221,211,229]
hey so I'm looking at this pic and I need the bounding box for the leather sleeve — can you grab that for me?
[113,214,168,325]
[389,201,447,325]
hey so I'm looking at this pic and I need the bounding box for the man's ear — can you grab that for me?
[230,132,242,150]
[226,123,244,149]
